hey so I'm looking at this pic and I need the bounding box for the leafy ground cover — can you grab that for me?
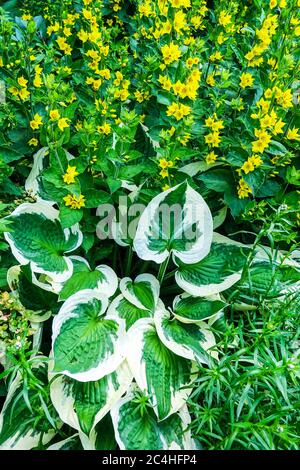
[0,0,299,451]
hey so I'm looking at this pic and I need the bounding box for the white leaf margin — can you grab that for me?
[49,360,133,435]
[154,302,217,364]
[52,289,127,382]
[133,183,213,265]
[126,317,195,420]
[4,201,82,284]
[119,273,160,311]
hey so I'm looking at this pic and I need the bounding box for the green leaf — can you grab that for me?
[80,414,117,450]
[8,266,58,311]
[111,385,196,450]
[126,318,194,420]
[59,205,83,229]
[50,361,132,435]
[48,435,83,450]
[108,294,152,330]
[134,182,213,264]
[175,234,250,296]
[173,294,226,323]
[154,303,216,365]
[5,201,82,283]
[59,257,118,301]
[119,274,160,312]
[84,189,111,208]
[52,290,126,381]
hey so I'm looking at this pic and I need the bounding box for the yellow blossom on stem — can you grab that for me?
[30,113,43,130]
[238,179,252,199]
[166,102,191,121]
[206,151,217,164]
[287,127,300,141]
[161,43,181,65]
[63,194,85,209]
[50,109,61,120]
[58,118,70,131]
[28,138,39,147]
[240,72,254,89]
[63,166,79,185]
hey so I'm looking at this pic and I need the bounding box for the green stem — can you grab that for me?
[125,245,133,277]
[157,254,170,283]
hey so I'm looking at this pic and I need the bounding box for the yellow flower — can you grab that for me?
[18,87,30,101]
[8,86,19,97]
[273,119,285,135]
[170,0,191,8]
[82,8,93,20]
[162,184,170,191]
[33,74,42,87]
[158,75,172,91]
[160,169,169,178]
[63,166,79,185]
[205,132,221,148]
[240,72,254,89]
[206,151,217,164]
[287,127,300,141]
[219,11,232,27]
[58,117,70,131]
[161,43,181,65]
[97,123,111,135]
[206,74,215,86]
[50,109,61,121]
[238,179,252,199]
[17,76,28,87]
[28,138,39,147]
[166,102,191,121]
[241,160,255,174]
[30,113,43,130]
[63,194,85,209]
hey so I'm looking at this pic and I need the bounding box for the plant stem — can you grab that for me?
[125,245,133,277]
[157,254,170,283]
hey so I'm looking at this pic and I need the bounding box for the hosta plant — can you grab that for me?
[1,182,299,450]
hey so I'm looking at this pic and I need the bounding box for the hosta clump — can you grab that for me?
[1,182,299,450]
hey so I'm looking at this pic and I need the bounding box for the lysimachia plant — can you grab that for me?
[1,182,299,450]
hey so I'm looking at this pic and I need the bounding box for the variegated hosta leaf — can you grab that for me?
[110,195,142,247]
[173,293,226,323]
[4,201,82,284]
[49,361,133,435]
[47,434,83,450]
[175,237,250,297]
[59,256,118,301]
[126,318,195,420]
[223,260,300,310]
[154,302,216,365]
[119,274,160,312]
[0,369,56,450]
[133,182,213,264]
[111,385,197,450]
[7,265,58,311]
[25,147,50,197]
[52,290,127,381]
[107,294,152,330]
[79,414,117,450]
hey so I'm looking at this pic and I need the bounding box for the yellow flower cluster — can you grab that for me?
[63,166,79,185]
[166,102,191,121]
[63,194,85,209]
[245,14,278,67]
[204,116,224,149]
